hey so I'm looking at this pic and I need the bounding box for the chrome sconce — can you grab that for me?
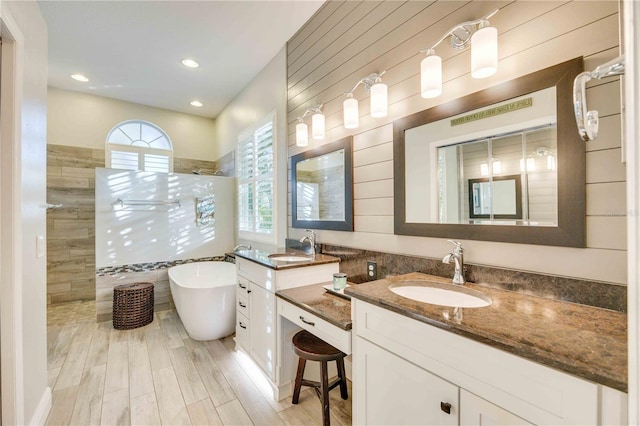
[295,105,325,147]
[420,8,499,99]
[573,55,624,141]
[343,71,387,129]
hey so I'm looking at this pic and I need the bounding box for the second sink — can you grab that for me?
[389,280,492,308]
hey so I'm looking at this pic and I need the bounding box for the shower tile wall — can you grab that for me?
[46,144,219,306]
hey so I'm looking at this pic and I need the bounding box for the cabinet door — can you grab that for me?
[460,389,533,426]
[355,337,458,425]
[249,283,277,381]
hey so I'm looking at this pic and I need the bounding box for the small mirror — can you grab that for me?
[394,58,585,247]
[291,136,353,231]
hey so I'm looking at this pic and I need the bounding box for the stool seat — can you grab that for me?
[291,330,348,426]
[292,329,344,362]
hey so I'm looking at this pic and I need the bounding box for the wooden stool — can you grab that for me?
[291,330,348,426]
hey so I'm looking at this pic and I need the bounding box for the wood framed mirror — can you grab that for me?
[393,57,585,247]
[291,136,354,231]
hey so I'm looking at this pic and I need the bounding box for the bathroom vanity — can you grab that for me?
[346,273,627,426]
[233,249,339,399]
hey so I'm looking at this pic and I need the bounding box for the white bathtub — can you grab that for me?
[168,261,236,341]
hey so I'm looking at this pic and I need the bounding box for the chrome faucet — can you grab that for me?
[299,229,317,257]
[442,240,465,285]
[233,243,252,251]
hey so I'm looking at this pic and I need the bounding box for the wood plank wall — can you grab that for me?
[286,0,626,284]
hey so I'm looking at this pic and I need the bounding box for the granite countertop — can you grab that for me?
[344,272,627,392]
[234,248,339,270]
[276,282,352,330]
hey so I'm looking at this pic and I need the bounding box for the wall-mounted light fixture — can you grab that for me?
[420,8,499,99]
[295,105,325,147]
[343,71,387,129]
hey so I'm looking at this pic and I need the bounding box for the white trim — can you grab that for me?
[28,387,51,426]
[0,8,26,425]
[623,0,639,423]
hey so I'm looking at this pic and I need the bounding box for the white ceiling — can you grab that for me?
[39,1,323,119]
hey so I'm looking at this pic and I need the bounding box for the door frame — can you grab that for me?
[0,7,25,426]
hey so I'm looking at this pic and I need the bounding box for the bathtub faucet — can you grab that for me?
[299,229,317,257]
[233,244,252,251]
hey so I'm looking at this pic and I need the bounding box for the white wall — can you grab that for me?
[1,0,49,423]
[47,87,218,160]
[215,47,288,250]
[95,169,234,267]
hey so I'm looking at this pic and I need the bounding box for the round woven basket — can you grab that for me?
[112,282,154,330]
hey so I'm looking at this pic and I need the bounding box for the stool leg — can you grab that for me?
[292,357,306,404]
[336,357,348,400]
[320,361,330,426]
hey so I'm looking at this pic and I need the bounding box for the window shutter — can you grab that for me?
[110,150,140,171]
[237,115,275,240]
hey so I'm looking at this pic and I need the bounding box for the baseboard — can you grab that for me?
[29,386,52,425]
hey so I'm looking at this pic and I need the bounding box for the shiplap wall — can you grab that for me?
[286,0,626,284]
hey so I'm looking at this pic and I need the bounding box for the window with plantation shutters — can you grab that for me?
[106,120,173,172]
[237,113,275,242]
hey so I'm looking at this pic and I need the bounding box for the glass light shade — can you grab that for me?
[492,160,502,175]
[471,25,498,79]
[296,122,308,147]
[520,157,536,172]
[547,155,556,170]
[370,82,388,118]
[480,163,489,177]
[343,96,359,129]
[421,54,442,98]
[311,112,325,140]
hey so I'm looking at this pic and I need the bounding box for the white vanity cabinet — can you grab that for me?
[352,299,626,426]
[234,256,339,394]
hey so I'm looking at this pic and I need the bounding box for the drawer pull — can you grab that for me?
[239,322,247,329]
[238,301,247,308]
[247,289,252,294]
[299,316,315,326]
[440,402,451,414]
[238,283,247,289]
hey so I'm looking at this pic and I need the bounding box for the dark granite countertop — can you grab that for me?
[344,272,627,392]
[276,282,352,331]
[234,249,339,270]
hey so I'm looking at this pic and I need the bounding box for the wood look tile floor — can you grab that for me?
[46,303,352,426]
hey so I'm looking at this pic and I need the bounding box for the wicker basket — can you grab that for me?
[113,282,154,330]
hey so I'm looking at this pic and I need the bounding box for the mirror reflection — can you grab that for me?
[291,136,354,231]
[405,88,558,226]
[295,149,345,221]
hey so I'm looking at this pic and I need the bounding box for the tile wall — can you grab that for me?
[46,144,220,306]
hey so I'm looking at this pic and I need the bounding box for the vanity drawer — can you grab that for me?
[236,313,249,351]
[277,298,351,354]
[237,290,249,317]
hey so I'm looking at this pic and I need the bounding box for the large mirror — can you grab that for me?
[394,57,585,247]
[291,136,353,231]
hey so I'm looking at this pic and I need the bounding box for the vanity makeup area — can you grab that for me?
[234,58,627,425]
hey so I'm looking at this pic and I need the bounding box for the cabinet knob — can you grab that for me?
[440,402,452,414]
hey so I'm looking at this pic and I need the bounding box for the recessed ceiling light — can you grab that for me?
[181,59,199,68]
[71,74,89,82]
[190,100,203,107]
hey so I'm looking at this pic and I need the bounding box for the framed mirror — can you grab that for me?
[291,136,354,231]
[393,57,585,247]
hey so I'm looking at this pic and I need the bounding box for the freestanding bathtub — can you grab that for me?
[168,261,236,341]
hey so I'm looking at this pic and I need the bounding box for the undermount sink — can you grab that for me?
[267,254,312,262]
[389,280,492,308]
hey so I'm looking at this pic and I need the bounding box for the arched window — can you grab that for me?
[106,120,173,173]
